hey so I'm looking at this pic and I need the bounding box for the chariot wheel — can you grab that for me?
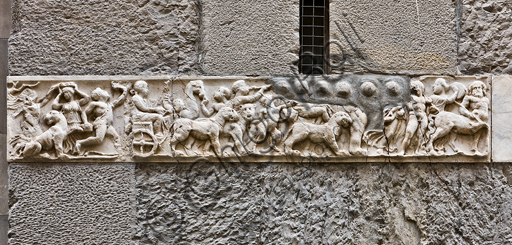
[132,129,158,157]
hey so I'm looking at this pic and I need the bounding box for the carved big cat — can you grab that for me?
[6,76,490,162]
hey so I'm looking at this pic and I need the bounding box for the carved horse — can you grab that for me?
[426,111,488,155]
[181,80,207,119]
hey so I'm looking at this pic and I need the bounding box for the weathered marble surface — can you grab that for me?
[6,75,490,162]
[136,162,512,244]
[10,161,512,244]
[9,0,200,76]
[492,75,512,162]
[9,163,135,244]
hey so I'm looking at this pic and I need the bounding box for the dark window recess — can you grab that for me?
[300,0,328,74]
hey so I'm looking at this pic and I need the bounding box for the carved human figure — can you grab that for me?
[430,78,459,112]
[18,110,68,159]
[344,106,367,155]
[283,111,353,156]
[131,80,166,137]
[460,81,489,153]
[76,83,127,155]
[201,86,232,117]
[8,88,42,137]
[230,80,272,109]
[400,80,431,155]
[51,82,91,132]
[426,81,489,155]
[292,102,332,123]
[363,106,405,155]
[385,106,408,153]
[49,82,91,154]
[460,81,489,122]
[221,80,271,155]
[260,99,299,153]
[164,98,188,119]
[239,103,268,153]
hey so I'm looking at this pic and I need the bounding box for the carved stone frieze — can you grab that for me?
[6,76,490,162]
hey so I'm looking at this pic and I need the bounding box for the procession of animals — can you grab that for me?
[7,77,489,160]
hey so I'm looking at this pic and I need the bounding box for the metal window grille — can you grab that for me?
[300,0,329,75]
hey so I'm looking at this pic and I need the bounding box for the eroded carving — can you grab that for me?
[6,76,490,162]
[284,111,352,156]
[76,83,127,156]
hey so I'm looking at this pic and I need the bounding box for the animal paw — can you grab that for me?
[173,150,186,157]
[76,142,85,156]
[223,151,235,158]
[350,149,366,156]
[58,154,70,160]
[336,150,351,156]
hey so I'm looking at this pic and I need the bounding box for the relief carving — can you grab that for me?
[6,75,490,162]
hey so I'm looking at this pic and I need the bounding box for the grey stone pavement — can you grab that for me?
[1,0,11,243]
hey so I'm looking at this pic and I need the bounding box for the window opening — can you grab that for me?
[299,0,329,74]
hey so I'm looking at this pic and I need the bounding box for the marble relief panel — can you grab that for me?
[6,75,490,162]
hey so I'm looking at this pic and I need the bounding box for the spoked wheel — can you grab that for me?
[133,129,158,157]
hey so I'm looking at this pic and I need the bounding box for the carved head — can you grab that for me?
[432,78,449,95]
[332,111,353,128]
[134,80,149,96]
[44,110,64,126]
[19,89,37,105]
[61,87,75,101]
[232,80,249,95]
[188,80,206,99]
[240,104,257,121]
[173,99,186,112]
[91,88,110,102]
[218,107,240,123]
[213,87,232,102]
[410,80,424,97]
[468,81,486,98]
[383,106,406,125]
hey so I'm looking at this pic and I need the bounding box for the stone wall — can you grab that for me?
[135,162,512,244]
[329,0,457,75]
[9,0,200,75]
[5,0,512,244]
[457,0,512,74]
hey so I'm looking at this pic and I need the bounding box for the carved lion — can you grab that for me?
[10,110,68,159]
[170,107,240,156]
[283,111,353,156]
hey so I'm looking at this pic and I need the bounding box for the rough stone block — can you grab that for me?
[135,162,512,244]
[0,0,11,39]
[135,162,262,244]
[0,134,6,216]
[0,39,6,134]
[8,163,135,244]
[329,0,457,75]
[9,0,199,75]
[0,216,7,245]
[457,0,512,74]
[491,75,512,162]
[201,0,300,76]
